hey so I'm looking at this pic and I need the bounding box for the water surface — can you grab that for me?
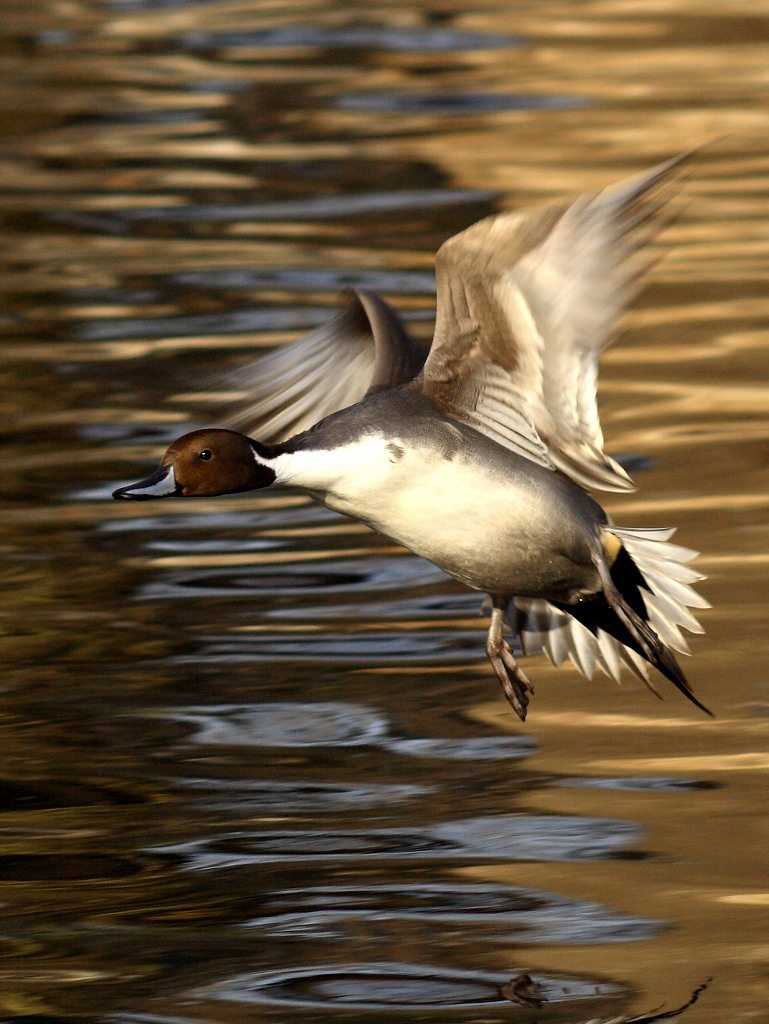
[1,2,769,1022]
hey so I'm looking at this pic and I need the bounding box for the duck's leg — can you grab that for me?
[486,599,533,721]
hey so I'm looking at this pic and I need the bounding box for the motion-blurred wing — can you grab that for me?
[414,153,692,490]
[224,290,427,442]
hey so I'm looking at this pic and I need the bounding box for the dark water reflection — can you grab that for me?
[241,881,659,945]
[2,2,769,1022]
[150,812,641,868]
[199,962,621,1011]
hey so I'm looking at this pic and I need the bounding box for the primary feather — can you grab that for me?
[413,152,693,491]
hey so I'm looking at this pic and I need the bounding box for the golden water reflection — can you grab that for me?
[2,0,769,1021]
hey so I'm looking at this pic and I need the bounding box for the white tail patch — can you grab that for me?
[503,525,708,686]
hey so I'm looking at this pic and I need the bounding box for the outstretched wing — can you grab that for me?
[413,153,693,491]
[223,290,427,442]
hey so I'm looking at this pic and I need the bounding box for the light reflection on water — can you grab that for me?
[198,962,622,1010]
[2,1,769,1022]
[240,881,660,945]
[148,813,642,868]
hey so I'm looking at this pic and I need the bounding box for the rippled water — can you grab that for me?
[2,2,769,1022]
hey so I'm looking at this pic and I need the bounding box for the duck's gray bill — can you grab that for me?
[113,464,179,500]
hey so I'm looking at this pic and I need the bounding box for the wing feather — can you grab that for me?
[222,290,427,442]
[414,153,694,490]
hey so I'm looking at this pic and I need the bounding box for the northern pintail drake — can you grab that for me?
[114,154,710,720]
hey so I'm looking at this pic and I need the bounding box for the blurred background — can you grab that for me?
[1,1,769,1021]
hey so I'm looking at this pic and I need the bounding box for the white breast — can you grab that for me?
[269,434,563,593]
[269,434,396,496]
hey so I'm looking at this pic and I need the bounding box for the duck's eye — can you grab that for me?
[199,449,213,461]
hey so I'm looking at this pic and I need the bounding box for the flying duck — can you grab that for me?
[113,154,710,720]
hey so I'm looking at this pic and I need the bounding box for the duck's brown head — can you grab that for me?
[113,428,276,500]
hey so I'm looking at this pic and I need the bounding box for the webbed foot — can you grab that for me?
[486,601,534,721]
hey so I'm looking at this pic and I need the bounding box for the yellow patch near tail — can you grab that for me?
[602,529,623,566]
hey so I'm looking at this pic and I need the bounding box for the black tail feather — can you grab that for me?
[554,546,712,717]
